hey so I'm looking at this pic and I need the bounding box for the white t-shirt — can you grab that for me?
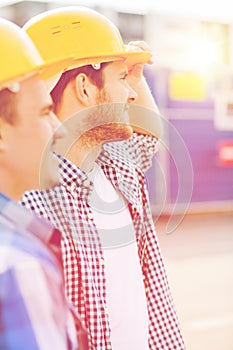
[88,163,149,350]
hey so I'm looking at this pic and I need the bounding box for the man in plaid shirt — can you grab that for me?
[22,6,186,350]
[0,18,81,349]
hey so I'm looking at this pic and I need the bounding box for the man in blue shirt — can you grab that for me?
[0,18,83,349]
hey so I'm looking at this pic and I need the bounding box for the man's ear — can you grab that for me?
[74,73,97,106]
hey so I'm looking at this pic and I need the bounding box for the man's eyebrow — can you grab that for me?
[120,70,128,77]
[41,103,54,113]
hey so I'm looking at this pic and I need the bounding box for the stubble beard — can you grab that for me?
[80,89,133,148]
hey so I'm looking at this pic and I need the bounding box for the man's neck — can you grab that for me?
[0,175,22,202]
[66,141,102,173]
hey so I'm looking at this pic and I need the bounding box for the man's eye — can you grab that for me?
[42,111,50,117]
[42,108,53,117]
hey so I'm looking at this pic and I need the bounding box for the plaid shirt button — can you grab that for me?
[69,183,76,193]
[116,172,123,181]
[83,179,90,186]
[87,213,93,220]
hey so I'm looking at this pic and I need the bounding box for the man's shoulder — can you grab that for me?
[102,132,159,173]
[0,217,53,258]
[1,192,60,261]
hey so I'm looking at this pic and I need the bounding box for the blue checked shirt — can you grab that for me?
[0,193,78,350]
[21,133,186,350]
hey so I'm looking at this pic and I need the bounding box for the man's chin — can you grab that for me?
[82,123,133,146]
[39,156,61,190]
[104,123,133,142]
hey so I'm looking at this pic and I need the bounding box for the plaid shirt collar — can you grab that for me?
[56,149,141,210]
[0,192,62,264]
[98,148,143,210]
[56,154,93,199]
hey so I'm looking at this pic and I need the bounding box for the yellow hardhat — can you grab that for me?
[0,17,72,90]
[23,6,152,71]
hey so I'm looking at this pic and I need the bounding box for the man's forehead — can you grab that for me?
[104,60,128,73]
[18,74,52,107]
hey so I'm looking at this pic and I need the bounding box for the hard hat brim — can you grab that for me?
[44,51,152,92]
[68,50,152,70]
[122,50,152,67]
[0,56,72,91]
[39,56,73,79]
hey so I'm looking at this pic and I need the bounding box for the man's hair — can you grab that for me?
[0,88,17,124]
[51,62,110,113]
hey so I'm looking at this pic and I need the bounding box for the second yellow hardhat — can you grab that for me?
[23,6,151,70]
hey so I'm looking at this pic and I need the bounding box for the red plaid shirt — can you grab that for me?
[21,133,185,350]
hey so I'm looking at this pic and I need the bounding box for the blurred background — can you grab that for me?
[1,1,232,349]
